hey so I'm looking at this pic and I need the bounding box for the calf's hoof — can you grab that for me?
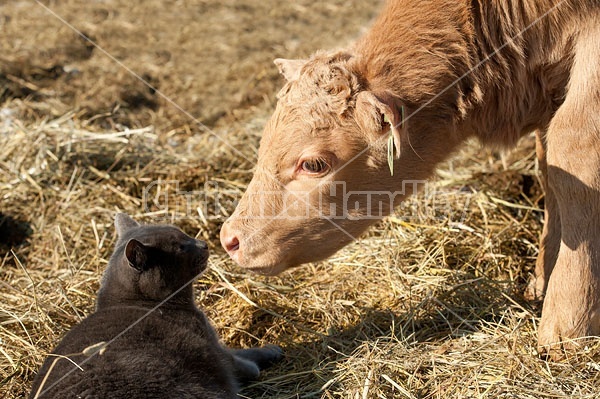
[537,307,600,360]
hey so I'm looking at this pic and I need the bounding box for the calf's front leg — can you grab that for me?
[538,142,600,355]
[536,36,600,354]
[538,129,600,355]
[525,129,561,301]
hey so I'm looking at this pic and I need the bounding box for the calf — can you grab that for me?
[220,0,600,354]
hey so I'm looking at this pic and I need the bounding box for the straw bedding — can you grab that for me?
[2,1,599,398]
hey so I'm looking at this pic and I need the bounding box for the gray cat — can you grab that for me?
[30,214,282,399]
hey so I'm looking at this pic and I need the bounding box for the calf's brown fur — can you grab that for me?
[220,0,600,354]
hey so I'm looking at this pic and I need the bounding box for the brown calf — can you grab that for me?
[220,0,600,354]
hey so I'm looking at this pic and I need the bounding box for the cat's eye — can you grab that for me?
[172,242,186,252]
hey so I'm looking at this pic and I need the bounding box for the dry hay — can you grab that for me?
[4,105,600,399]
[2,1,600,399]
[0,0,378,132]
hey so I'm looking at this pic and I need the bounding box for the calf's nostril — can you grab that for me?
[225,236,240,253]
[220,223,241,257]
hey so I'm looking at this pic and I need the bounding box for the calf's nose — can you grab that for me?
[220,223,241,261]
[223,235,240,253]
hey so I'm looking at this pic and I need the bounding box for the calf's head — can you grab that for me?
[221,51,454,275]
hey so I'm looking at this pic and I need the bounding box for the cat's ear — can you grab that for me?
[125,239,148,271]
[115,213,139,237]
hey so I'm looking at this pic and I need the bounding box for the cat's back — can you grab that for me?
[30,306,237,399]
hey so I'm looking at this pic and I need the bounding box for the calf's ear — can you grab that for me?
[125,239,148,271]
[274,58,306,81]
[115,213,140,237]
[355,91,407,159]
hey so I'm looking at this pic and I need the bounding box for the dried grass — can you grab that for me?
[2,1,600,398]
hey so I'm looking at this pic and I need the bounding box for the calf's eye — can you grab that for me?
[301,158,330,175]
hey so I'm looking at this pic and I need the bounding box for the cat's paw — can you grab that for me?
[231,344,283,371]
[255,344,283,369]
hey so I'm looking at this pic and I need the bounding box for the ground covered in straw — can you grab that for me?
[2,1,600,398]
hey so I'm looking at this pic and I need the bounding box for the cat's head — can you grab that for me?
[105,213,209,303]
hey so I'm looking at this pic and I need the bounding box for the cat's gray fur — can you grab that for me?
[30,214,282,399]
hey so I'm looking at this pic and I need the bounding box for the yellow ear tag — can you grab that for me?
[384,114,394,176]
[387,131,395,176]
[400,105,405,129]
